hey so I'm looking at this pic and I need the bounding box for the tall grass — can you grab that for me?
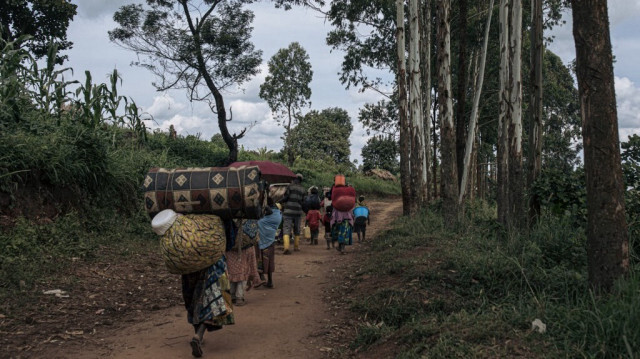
[348,203,639,358]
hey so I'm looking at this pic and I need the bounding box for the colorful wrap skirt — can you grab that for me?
[331,221,353,245]
[181,257,234,331]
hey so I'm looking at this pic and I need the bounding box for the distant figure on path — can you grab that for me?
[353,203,370,242]
[280,173,306,254]
[321,191,333,249]
[305,207,322,245]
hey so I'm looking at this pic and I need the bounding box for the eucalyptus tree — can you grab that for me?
[259,42,313,165]
[109,0,262,165]
[396,0,411,216]
[571,0,629,291]
[409,0,426,212]
[527,0,543,225]
[436,0,458,224]
[497,0,509,225]
[459,0,494,204]
[508,0,524,229]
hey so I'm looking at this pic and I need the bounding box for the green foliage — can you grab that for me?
[0,0,77,63]
[529,166,586,225]
[259,42,313,129]
[361,135,399,173]
[348,205,639,358]
[622,134,640,189]
[288,107,352,164]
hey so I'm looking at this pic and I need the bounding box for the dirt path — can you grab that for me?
[58,199,402,359]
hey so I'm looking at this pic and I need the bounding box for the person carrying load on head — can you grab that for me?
[279,173,306,254]
[353,199,370,242]
[151,209,234,358]
[256,197,282,288]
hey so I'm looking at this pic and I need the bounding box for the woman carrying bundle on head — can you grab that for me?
[151,209,234,358]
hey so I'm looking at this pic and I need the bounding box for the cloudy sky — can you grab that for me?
[64,1,640,162]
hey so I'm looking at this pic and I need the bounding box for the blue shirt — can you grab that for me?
[258,208,282,249]
[353,206,369,219]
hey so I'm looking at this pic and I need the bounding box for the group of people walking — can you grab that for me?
[154,173,370,357]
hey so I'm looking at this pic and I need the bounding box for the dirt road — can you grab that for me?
[56,199,402,359]
[12,199,402,359]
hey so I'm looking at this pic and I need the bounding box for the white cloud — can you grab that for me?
[75,0,131,20]
[608,0,640,26]
[146,95,187,122]
[615,76,640,129]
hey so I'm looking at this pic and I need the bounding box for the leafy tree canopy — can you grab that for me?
[259,41,313,131]
[361,135,399,173]
[288,107,352,164]
[622,134,640,189]
[0,0,77,64]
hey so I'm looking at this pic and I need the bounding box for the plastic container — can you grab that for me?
[304,226,311,239]
[332,185,356,211]
[334,174,346,187]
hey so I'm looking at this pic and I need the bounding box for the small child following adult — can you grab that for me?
[353,201,370,242]
[320,193,333,249]
[305,207,322,245]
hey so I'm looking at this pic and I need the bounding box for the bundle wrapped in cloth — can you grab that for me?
[152,209,226,275]
[143,166,266,219]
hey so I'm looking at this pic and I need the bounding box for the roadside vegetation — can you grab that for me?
[344,200,639,358]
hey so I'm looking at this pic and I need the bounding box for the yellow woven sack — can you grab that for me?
[160,214,226,274]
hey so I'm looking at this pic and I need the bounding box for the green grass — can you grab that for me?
[347,203,640,358]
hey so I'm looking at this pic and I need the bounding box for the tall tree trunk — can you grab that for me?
[497,0,510,226]
[420,0,431,204]
[571,0,629,291]
[397,0,412,216]
[527,0,543,226]
[458,0,494,204]
[455,0,469,189]
[409,0,425,214]
[286,105,295,166]
[507,0,524,230]
[181,1,239,165]
[436,0,458,224]
[432,94,439,200]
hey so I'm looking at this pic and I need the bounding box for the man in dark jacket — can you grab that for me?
[280,173,306,254]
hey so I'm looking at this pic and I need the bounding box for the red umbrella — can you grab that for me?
[229,160,296,184]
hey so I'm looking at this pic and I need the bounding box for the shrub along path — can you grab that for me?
[7,198,402,358]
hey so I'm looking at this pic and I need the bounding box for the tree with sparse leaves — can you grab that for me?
[109,0,262,165]
[259,42,313,165]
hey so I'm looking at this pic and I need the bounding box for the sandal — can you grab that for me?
[190,337,203,358]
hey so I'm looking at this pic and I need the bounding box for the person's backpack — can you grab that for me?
[304,192,321,211]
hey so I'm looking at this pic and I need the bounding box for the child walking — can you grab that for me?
[305,208,322,245]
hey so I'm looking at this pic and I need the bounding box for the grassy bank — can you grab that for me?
[347,202,639,358]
